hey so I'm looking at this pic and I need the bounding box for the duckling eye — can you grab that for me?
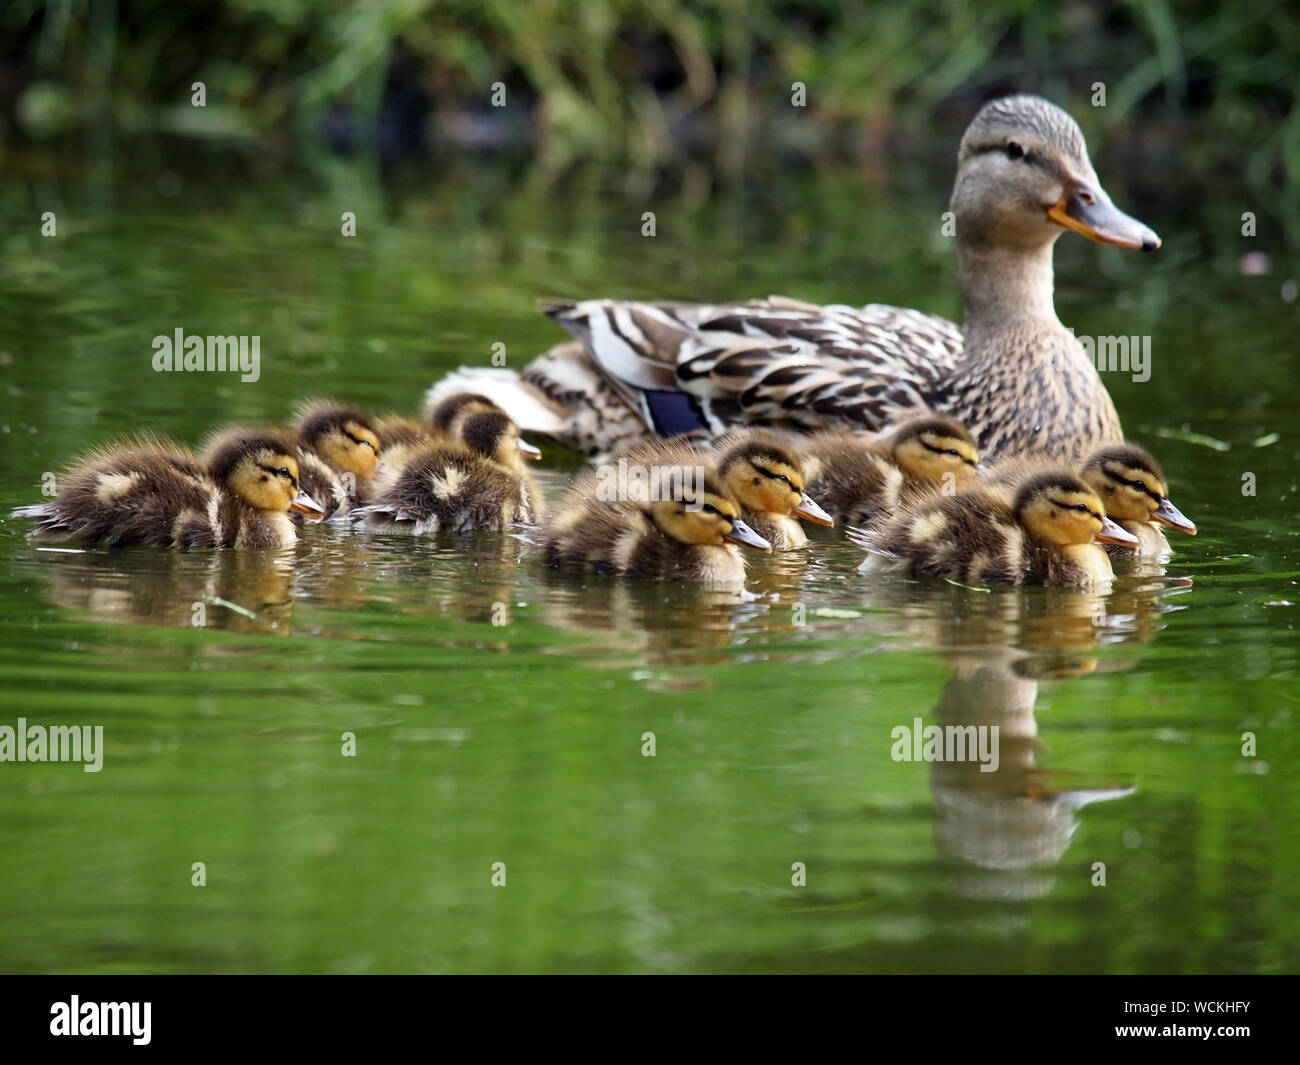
[1005,141,1024,160]
[1074,504,1089,513]
[701,503,720,516]
[277,467,292,479]
[946,448,961,457]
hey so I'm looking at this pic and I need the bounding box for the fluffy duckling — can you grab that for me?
[293,400,384,517]
[851,467,1139,588]
[1079,444,1196,558]
[711,431,832,549]
[13,430,324,549]
[352,409,543,533]
[370,393,539,496]
[542,442,771,588]
[426,391,507,437]
[803,414,980,526]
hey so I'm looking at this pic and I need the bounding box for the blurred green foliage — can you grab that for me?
[2,1,1299,205]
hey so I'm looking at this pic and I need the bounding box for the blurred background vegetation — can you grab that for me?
[2,1,1298,219]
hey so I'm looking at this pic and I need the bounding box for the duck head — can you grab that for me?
[648,469,772,552]
[888,415,981,485]
[1080,444,1196,533]
[296,401,383,479]
[205,428,325,518]
[715,434,833,527]
[1014,468,1139,549]
[458,410,543,470]
[951,95,1160,254]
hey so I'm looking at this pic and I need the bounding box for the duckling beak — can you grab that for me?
[1047,181,1161,252]
[1152,497,1197,534]
[290,489,327,521]
[517,438,543,460]
[724,518,772,553]
[1095,515,1141,547]
[792,493,835,527]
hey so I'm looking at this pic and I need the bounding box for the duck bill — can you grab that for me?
[517,438,543,460]
[1095,515,1141,547]
[1152,497,1197,534]
[724,519,772,553]
[792,493,834,527]
[290,489,327,521]
[1047,183,1161,252]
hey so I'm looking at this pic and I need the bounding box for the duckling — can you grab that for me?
[712,430,832,549]
[802,414,981,526]
[425,391,507,437]
[12,430,323,549]
[851,467,1139,588]
[1079,443,1196,558]
[293,400,384,517]
[352,409,543,533]
[541,442,771,588]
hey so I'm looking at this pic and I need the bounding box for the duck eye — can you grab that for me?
[1075,504,1089,513]
[946,448,960,456]
[1006,141,1024,160]
[701,503,719,516]
[278,467,291,478]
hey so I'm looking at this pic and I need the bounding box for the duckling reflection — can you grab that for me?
[27,546,296,634]
[532,569,767,665]
[926,649,1135,902]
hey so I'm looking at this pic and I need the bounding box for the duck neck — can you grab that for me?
[956,237,1059,336]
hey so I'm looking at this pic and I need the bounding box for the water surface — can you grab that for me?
[1,144,1297,973]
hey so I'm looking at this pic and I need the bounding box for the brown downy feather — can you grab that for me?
[853,467,1115,588]
[541,441,754,587]
[354,409,542,534]
[14,430,302,549]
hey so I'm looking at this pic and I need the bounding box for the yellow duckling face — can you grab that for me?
[1014,470,1138,549]
[1080,444,1197,533]
[206,431,325,518]
[890,416,980,485]
[458,411,542,471]
[316,419,382,479]
[716,438,833,526]
[650,484,771,552]
[296,402,383,479]
[954,95,1159,252]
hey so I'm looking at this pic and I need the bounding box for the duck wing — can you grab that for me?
[544,296,965,435]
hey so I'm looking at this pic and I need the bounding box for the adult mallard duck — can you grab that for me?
[426,94,1159,463]
[13,430,325,548]
[850,467,1139,589]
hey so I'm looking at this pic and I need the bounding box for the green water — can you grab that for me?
[1,144,1297,974]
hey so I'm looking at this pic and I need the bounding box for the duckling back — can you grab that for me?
[353,444,539,534]
[802,428,905,526]
[856,484,1027,585]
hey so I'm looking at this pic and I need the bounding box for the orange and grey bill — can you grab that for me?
[1096,515,1141,547]
[290,489,327,520]
[792,493,834,527]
